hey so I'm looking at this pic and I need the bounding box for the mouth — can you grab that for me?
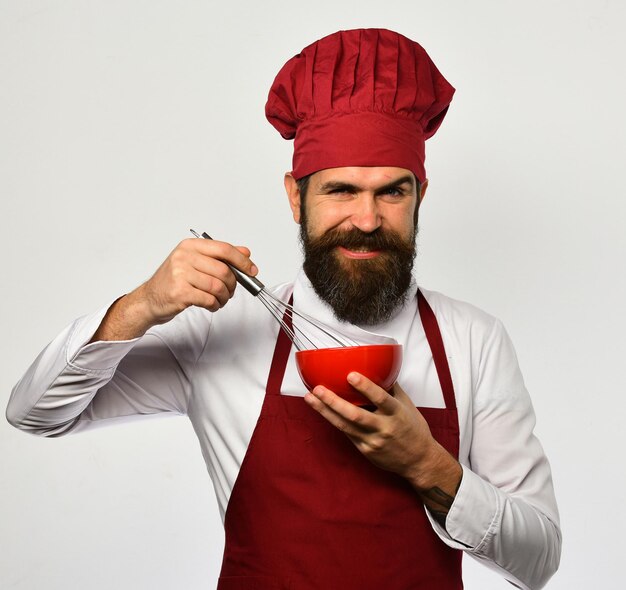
[337,246,382,260]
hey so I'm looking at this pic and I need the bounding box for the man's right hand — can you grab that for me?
[90,238,258,342]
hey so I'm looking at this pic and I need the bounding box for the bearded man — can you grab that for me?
[7,29,561,590]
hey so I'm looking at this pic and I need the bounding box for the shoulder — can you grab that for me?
[420,288,527,403]
[418,287,501,341]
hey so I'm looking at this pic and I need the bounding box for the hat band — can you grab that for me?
[292,112,426,182]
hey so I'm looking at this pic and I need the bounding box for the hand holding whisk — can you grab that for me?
[190,230,358,351]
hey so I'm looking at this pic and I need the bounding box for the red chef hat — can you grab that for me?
[265,28,455,182]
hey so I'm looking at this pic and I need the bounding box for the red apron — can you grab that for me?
[218,290,462,589]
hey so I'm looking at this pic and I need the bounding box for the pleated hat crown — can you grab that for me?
[265,28,455,182]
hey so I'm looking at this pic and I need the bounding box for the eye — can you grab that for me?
[325,186,355,197]
[381,186,405,198]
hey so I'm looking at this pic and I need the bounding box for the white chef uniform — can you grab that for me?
[7,269,561,590]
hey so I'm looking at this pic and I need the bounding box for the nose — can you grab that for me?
[350,195,381,233]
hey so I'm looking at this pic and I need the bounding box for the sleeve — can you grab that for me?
[428,318,561,590]
[6,301,207,437]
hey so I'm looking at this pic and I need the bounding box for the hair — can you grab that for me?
[296,174,312,200]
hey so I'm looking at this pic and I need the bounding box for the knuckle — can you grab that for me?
[349,410,364,426]
[179,293,192,309]
[379,428,393,441]
[372,392,387,405]
[204,294,220,311]
[218,266,235,288]
[336,421,350,433]
[170,248,187,266]
[368,438,384,452]
[205,275,218,294]
[177,238,195,251]
[207,276,228,300]
[169,283,187,303]
[170,265,187,281]
[212,241,230,258]
[216,270,233,289]
[322,395,335,409]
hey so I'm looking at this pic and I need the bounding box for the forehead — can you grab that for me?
[309,166,416,190]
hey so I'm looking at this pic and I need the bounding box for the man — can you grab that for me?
[7,29,560,589]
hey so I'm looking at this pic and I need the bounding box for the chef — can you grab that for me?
[7,29,561,589]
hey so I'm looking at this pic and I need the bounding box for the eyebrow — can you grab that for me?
[318,175,416,194]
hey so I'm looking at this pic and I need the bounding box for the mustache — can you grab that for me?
[304,227,415,253]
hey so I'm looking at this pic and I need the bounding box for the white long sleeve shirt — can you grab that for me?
[7,270,561,589]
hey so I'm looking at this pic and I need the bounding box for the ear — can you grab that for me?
[284,172,302,224]
[418,178,429,205]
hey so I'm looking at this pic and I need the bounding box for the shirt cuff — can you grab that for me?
[426,464,502,553]
[65,299,142,372]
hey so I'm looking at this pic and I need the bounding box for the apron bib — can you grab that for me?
[218,290,462,589]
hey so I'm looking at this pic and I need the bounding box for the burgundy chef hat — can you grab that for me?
[265,28,455,182]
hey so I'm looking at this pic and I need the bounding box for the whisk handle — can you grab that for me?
[228,265,265,296]
[194,230,265,296]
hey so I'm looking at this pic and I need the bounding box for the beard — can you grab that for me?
[300,223,417,326]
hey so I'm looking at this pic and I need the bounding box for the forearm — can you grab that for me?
[404,442,463,527]
[410,436,561,589]
[89,288,155,343]
[403,433,560,589]
[430,466,561,590]
[7,302,139,435]
[7,301,194,436]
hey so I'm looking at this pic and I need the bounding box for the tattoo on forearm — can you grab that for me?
[424,486,455,510]
[422,477,462,529]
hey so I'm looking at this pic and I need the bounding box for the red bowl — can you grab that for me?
[295,344,403,406]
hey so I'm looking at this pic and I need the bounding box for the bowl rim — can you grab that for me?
[295,343,402,358]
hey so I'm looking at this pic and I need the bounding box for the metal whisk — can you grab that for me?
[190,229,358,351]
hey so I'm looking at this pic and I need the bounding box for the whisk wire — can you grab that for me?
[191,229,359,350]
[257,291,309,351]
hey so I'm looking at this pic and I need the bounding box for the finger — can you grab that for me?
[390,383,430,429]
[346,372,397,415]
[188,252,238,296]
[177,284,228,313]
[304,386,377,433]
[187,271,232,308]
[165,280,228,314]
[304,391,363,437]
[190,238,258,276]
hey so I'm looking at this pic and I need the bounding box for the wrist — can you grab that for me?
[405,442,462,494]
[404,444,462,528]
[90,289,155,342]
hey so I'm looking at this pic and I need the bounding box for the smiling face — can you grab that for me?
[285,167,427,325]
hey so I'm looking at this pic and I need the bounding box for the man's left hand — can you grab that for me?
[303,373,461,497]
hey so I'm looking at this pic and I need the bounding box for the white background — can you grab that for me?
[1,0,624,588]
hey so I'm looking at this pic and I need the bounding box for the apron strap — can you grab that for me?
[417,289,457,410]
[266,294,294,396]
